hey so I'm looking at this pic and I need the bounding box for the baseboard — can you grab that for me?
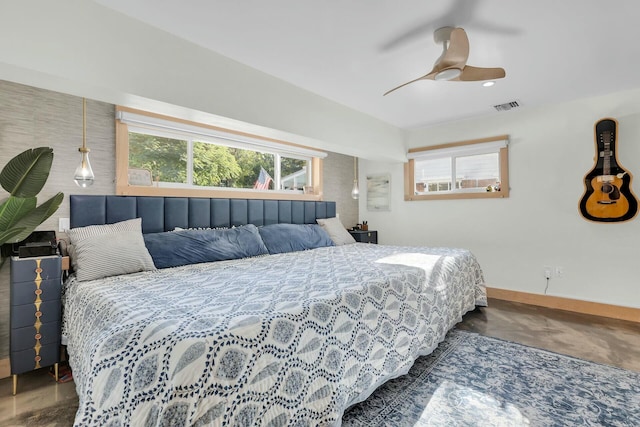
[0,357,9,380]
[486,287,640,323]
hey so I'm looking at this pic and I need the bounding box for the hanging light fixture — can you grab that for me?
[74,97,95,187]
[351,156,359,199]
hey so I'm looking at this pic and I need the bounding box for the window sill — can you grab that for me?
[405,190,509,201]
[116,184,323,201]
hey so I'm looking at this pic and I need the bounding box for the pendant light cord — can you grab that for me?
[83,98,86,149]
[354,156,358,181]
[80,98,89,153]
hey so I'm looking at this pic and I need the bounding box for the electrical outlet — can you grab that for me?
[543,266,552,279]
[555,266,564,278]
[59,217,70,232]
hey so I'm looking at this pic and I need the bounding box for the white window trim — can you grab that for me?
[127,125,310,191]
[407,138,507,160]
[118,111,327,159]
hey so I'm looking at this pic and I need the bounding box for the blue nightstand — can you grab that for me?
[349,230,378,244]
[10,255,62,395]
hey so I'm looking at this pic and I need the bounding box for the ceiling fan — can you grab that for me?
[384,26,506,96]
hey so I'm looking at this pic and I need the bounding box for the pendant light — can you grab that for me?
[351,156,359,199]
[73,98,95,187]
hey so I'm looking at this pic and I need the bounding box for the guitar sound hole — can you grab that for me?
[600,183,621,200]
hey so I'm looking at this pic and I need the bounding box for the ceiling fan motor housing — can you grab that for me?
[433,26,456,44]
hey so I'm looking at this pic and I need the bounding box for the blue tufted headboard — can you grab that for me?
[69,195,337,233]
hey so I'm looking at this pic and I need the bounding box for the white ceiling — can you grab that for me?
[95,0,640,130]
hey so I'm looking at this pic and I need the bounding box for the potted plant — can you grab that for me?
[0,147,64,259]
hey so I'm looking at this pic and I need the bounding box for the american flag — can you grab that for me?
[253,167,272,190]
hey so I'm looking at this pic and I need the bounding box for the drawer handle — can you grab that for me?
[35,311,42,318]
[35,267,43,274]
[34,289,43,296]
[34,333,42,340]
[34,355,41,362]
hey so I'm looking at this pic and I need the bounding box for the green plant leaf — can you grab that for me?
[0,147,54,197]
[0,147,62,248]
[0,192,64,245]
[0,227,26,246]
[0,196,37,232]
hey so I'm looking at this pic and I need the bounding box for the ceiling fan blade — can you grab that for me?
[438,27,469,69]
[457,65,506,81]
[382,26,506,94]
[383,70,437,96]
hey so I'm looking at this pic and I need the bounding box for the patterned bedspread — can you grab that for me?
[62,244,486,426]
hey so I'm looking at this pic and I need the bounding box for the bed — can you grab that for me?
[62,195,487,426]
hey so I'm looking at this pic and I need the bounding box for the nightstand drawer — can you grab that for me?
[10,300,61,329]
[10,343,59,375]
[10,278,62,306]
[10,322,60,352]
[10,256,61,283]
[349,230,378,244]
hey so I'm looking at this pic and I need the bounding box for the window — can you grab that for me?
[405,135,509,200]
[115,108,326,200]
[128,131,188,184]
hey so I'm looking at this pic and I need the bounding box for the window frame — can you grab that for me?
[115,106,325,201]
[404,135,510,201]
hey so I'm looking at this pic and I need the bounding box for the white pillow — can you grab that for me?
[316,217,356,246]
[67,218,156,281]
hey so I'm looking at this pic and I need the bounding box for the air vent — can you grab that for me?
[493,100,521,112]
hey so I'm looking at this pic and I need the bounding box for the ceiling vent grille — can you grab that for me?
[493,100,521,112]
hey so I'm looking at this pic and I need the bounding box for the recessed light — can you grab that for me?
[482,81,495,87]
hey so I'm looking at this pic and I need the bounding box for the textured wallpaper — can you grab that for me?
[0,79,358,363]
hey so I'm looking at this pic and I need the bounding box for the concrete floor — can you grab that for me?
[1,298,639,426]
[457,299,640,372]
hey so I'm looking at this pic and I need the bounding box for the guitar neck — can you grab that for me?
[599,130,614,175]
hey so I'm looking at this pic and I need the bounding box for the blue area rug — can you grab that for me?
[342,329,640,426]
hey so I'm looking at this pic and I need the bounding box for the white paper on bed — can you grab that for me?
[62,244,486,426]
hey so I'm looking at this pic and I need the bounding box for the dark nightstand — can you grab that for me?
[10,255,62,395]
[349,229,378,244]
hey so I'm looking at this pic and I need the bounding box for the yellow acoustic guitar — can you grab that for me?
[579,118,638,222]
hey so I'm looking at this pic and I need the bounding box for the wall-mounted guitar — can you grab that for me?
[579,118,638,222]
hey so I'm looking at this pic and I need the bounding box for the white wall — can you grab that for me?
[2,1,639,310]
[362,88,640,309]
[0,0,404,162]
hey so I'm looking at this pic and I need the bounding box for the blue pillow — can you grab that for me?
[258,223,334,254]
[143,224,268,269]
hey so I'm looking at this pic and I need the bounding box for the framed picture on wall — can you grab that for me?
[367,173,391,211]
